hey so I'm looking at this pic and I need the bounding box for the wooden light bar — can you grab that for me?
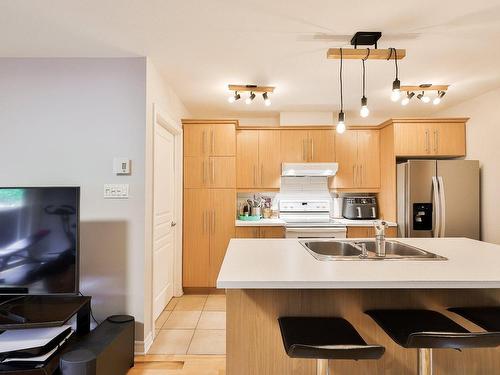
[327,48,406,60]
[228,84,275,93]
[400,85,449,92]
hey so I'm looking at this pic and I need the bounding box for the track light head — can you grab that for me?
[433,90,446,105]
[360,96,369,118]
[401,91,415,106]
[245,92,256,105]
[417,91,430,103]
[391,78,401,102]
[262,92,271,106]
[228,91,241,103]
[336,112,346,134]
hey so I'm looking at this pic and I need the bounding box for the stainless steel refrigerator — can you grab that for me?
[397,160,480,239]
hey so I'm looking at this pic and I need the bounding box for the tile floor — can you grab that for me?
[149,293,226,356]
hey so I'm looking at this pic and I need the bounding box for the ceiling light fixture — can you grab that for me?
[245,92,256,105]
[337,48,346,134]
[227,91,241,103]
[389,48,401,102]
[262,92,271,106]
[401,91,415,106]
[433,90,446,105]
[359,49,370,118]
[417,91,430,103]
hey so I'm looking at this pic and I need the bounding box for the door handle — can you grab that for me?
[171,221,177,227]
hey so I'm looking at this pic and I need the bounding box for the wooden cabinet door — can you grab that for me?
[346,226,371,238]
[183,189,210,287]
[334,130,358,188]
[259,130,281,188]
[260,227,285,238]
[184,124,210,157]
[209,189,236,287]
[280,130,309,162]
[184,157,209,188]
[236,131,259,188]
[211,124,236,156]
[357,130,380,188]
[235,227,260,238]
[393,123,430,156]
[309,130,335,162]
[431,123,466,157]
[210,157,236,188]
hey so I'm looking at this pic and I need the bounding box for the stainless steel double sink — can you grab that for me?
[300,240,447,261]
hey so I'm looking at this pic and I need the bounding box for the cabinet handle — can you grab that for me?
[254,228,258,237]
[425,130,430,153]
[434,130,438,153]
[211,159,215,185]
[212,210,216,234]
[261,164,264,186]
[302,139,307,161]
[310,138,314,161]
[202,160,206,184]
[210,130,214,154]
[202,130,207,154]
[360,164,363,186]
[203,211,207,234]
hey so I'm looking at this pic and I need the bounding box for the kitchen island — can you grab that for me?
[217,238,500,374]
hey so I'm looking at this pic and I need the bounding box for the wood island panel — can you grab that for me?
[226,289,500,375]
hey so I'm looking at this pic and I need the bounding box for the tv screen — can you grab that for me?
[0,187,79,295]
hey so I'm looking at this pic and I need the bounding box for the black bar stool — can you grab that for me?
[448,306,500,331]
[365,309,500,375]
[278,317,385,375]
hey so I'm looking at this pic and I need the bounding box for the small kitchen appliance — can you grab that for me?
[342,196,378,220]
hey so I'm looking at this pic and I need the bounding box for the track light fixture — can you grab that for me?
[417,91,430,103]
[227,91,241,103]
[245,92,256,104]
[401,92,415,106]
[433,90,446,105]
[262,92,271,106]
[337,48,346,134]
[389,48,401,102]
[359,49,370,118]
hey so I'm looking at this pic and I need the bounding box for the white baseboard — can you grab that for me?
[135,331,153,355]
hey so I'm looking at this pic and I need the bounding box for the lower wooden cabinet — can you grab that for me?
[346,226,397,238]
[235,226,285,238]
[183,188,235,287]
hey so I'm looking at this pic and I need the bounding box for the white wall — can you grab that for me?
[0,58,189,348]
[435,88,500,244]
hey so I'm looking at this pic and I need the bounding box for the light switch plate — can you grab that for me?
[113,158,131,175]
[104,184,129,199]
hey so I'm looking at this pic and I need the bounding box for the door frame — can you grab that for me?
[150,104,183,331]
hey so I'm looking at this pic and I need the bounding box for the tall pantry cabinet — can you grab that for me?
[183,121,236,288]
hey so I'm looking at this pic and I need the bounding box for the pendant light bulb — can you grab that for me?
[391,78,401,102]
[245,92,256,105]
[336,112,346,134]
[360,96,369,118]
[262,92,271,106]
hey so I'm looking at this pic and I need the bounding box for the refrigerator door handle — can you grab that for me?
[432,176,441,238]
[438,176,446,237]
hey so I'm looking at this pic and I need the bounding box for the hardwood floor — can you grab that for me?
[129,355,225,375]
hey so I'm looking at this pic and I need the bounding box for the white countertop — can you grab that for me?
[235,218,396,227]
[235,219,286,227]
[217,238,500,289]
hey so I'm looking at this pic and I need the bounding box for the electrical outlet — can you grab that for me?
[104,184,129,199]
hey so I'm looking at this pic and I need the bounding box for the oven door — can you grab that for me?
[285,227,347,239]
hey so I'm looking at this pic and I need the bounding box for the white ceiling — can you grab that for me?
[1,0,500,124]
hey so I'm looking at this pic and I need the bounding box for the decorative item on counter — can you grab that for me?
[262,196,272,218]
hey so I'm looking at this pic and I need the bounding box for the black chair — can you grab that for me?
[365,309,500,375]
[278,317,384,375]
[448,306,500,331]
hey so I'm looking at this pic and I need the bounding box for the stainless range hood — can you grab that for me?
[281,163,338,177]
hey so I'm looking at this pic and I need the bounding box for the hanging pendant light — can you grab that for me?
[337,48,346,134]
[389,48,401,102]
[359,49,370,118]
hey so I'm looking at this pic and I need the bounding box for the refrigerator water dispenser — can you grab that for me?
[413,203,432,230]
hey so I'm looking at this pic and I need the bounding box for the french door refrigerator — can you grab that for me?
[397,160,480,239]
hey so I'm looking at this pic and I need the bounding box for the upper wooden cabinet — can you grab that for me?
[334,130,380,189]
[393,121,466,157]
[184,156,235,188]
[237,130,281,189]
[280,129,335,163]
[184,123,236,157]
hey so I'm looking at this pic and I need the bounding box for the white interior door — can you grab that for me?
[153,123,175,320]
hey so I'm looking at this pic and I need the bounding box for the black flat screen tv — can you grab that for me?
[0,187,80,295]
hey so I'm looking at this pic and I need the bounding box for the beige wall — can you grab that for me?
[435,88,500,244]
